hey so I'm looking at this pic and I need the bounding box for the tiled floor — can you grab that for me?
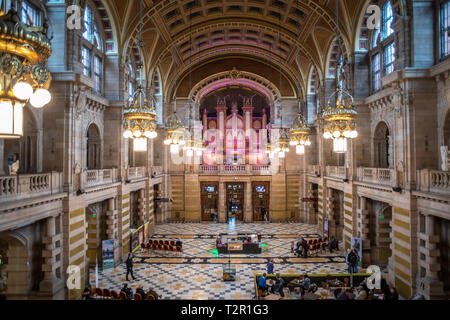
[90,222,348,300]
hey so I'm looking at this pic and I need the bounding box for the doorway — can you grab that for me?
[201,182,219,221]
[252,182,270,221]
[226,183,244,221]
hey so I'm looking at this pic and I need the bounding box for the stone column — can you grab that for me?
[358,197,371,266]
[0,139,4,175]
[218,182,226,222]
[244,181,252,222]
[419,215,445,299]
[40,215,64,296]
[305,184,316,224]
[216,106,227,165]
[243,105,254,165]
[137,189,146,225]
[106,197,119,266]
[326,188,336,237]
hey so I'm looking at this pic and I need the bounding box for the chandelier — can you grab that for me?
[122,84,158,151]
[0,9,52,138]
[277,128,290,158]
[322,0,357,154]
[290,113,311,155]
[164,105,185,154]
[322,87,357,153]
[265,143,275,159]
[122,0,157,151]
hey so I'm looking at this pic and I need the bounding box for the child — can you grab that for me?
[291,241,294,253]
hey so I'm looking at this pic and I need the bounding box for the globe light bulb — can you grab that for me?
[343,130,351,138]
[150,131,157,139]
[300,140,305,145]
[13,81,33,100]
[164,139,171,145]
[290,140,298,146]
[133,130,142,138]
[144,131,152,138]
[269,152,274,159]
[123,130,132,138]
[278,151,285,158]
[170,144,179,154]
[323,132,332,139]
[305,140,311,146]
[333,130,341,138]
[30,88,51,108]
[186,149,193,157]
[351,130,358,138]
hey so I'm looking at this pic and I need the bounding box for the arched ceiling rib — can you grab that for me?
[104,0,371,96]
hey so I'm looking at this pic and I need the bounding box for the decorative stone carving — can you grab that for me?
[441,146,449,171]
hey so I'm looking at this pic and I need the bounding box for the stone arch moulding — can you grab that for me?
[187,69,282,122]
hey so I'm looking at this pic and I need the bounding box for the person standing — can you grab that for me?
[346,249,358,274]
[126,252,136,281]
[258,273,268,294]
[267,259,274,274]
[301,238,309,258]
[290,241,295,253]
[8,154,19,175]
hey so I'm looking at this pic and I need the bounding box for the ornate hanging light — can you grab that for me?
[0,9,52,138]
[290,113,311,155]
[122,0,157,151]
[164,104,185,154]
[322,0,357,154]
[277,128,290,158]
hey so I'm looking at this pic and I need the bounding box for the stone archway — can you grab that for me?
[0,232,30,297]
[373,121,391,168]
[86,123,102,170]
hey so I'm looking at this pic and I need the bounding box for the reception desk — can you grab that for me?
[217,233,262,254]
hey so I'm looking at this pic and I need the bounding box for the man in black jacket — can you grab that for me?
[126,252,136,281]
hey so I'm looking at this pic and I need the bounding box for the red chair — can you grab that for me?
[157,244,163,250]
[170,246,176,252]
[152,244,158,250]
[110,290,119,299]
[159,240,164,245]
[170,240,175,246]
[146,294,155,300]
[322,242,327,252]
[119,291,128,300]
[95,288,103,296]
[307,239,313,246]
[164,240,169,246]
[103,288,111,297]
[148,239,153,245]
[134,293,142,300]
[176,246,183,253]
[313,239,318,245]
[163,245,169,251]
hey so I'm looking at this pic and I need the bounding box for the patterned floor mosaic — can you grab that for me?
[90,223,349,300]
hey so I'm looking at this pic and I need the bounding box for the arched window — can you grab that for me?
[307,67,317,124]
[152,71,163,124]
[128,57,135,102]
[370,1,396,93]
[374,122,391,168]
[86,124,101,170]
[16,0,42,27]
[81,3,104,94]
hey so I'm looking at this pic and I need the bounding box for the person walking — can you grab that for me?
[290,241,295,253]
[301,238,309,258]
[346,249,358,274]
[126,252,136,281]
[267,259,274,274]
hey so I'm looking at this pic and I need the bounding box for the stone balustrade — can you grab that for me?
[151,166,163,177]
[82,168,117,188]
[356,167,395,186]
[199,164,272,175]
[308,165,321,175]
[0,172,63,202]
[127,166,146,180]
[325,166,346,179]
[416,169,450,196]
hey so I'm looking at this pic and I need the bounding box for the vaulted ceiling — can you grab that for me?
[103,0,374,99]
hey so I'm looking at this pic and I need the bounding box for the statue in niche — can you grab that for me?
[441,146,449,171]
[396,160,405,188]
[240,94,256,107]
[216,96,227,107]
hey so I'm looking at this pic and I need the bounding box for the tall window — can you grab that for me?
[383,42,395,75]
[82,47,92,77]
[94,56,102,93]
[81,4,104,95]
[129,81,134,100]
[381,2,394,40]
[440,1,450,58]
[372,53,381,92]
[19,1,41,27]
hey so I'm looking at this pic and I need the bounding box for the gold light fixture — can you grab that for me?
[322,0,357,154]
[164,104,185,154]
[0,9,52,138]
[277,128,290,158]
[290,113,311,155]
[122,0,157,151]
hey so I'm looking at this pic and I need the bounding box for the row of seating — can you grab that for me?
[141,239,183,253]
[94,288,156,300]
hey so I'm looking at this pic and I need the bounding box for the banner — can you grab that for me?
[102,239,114,270]
[350,237,363,267]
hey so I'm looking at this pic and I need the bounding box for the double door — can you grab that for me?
[226,183,244,221]
[201,182,219,221]
[252,182,270,221]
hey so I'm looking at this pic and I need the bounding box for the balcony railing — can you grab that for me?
[357,167,395,186]
[83,168,117,188]
[417,169,450,196]
[127,166,146,180]
[199,164,272,175]
[308,165,321,175]
[151,166,163,177]
[0,172,63,201]
[325,166,346,179]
